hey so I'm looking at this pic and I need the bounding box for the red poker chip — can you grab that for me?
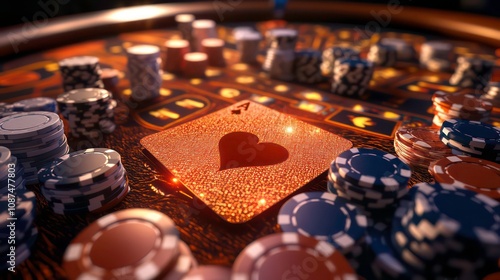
[430,155,500,199]
[396,126,450,153]
[432,91,493,115]
[63,208,180,280]
[232,232,356,280]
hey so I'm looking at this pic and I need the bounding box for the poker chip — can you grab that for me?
[263,48,295,81]
[449,56,494,90]
[182,265,231,280]
[163,241,198,280]
[293,50,324,84]
[278,191,367,254]
[126,44,162,101]
[12,97,57,113]
[481,82,500,108]
[265,28,298,50]
[201,38,226,67]
[379,38,416,62]
[63,208,180,280]
[182,52,208,78]
[175,14,195,43]
[334,148,411,190]
[429,155,500,199]
[57,88,117,137]
[432,91,492,123]
[232,232,356,280]
[0,112,69,184]
[58,56,104,91]
[320,46,360,76]
[331,58,374,97]
[234,30,261,64]
[367,43,397,67]
[191,19,217,52]
[163,39,190,74]
[419,41,453,71]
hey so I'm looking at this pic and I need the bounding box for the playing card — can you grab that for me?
[141,100,352,223]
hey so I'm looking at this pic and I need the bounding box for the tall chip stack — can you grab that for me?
[57,88,117,138]
[419,41,454,72]
[62,208,201,279]
[263,28,298,81]
[191,19,217,52]
[439,119,500,162]
[234,28,262,64]
[0,112,69,184]
[58,56,104,91]
[320,46,360,77]
[449,56,494,90]
[126,45,162,102]
[328,148,411,225]
[431,91,492,127]
[0,190,38,270]
[331,58,374,97]
[38,148,129,215]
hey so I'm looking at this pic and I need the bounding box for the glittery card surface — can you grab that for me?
[140,100,352,223]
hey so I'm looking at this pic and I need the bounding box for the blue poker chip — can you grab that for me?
[440,119,500,151]
[277,191,367,254]
[334,148,411,191]
[13,97,57,113]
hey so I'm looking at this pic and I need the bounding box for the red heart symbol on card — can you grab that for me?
[218,131,289,171]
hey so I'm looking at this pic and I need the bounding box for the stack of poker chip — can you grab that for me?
[419,41,454,72]
[439,119,499,162]
[293,50,324,84]
[328,148,411,224]
[191,19,217,52]
[0,103,15,118]
[481,82,500,108]
[57,88,117,138]
[62,208,199,279]
[232,232,357,279]
[58,56,104,91]
[429,155,500,200]
[126,45,162,102]
[37,148,129,215]
[201,38,226,67]
[320,46,360,77]
[163,39,190,74]
[331,58,374,97]
[394,126,452,168]
[0,112,69,184]
[0,190,38,270]
[432,91,492,127]
[278,192,367,258]
[390,182,500,278]
[0,146,25,194]
[175,14,195,45]
[379,38,417,62]
[234,28,262,64]
[263,28,298,81]
[367,43,397,67]
[449,56,494,90]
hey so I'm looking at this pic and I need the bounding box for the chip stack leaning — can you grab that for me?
[449,56,494,90]
[439,119,499,162]
[0,146,25,194]
[57,88,117,138]
[263,28,297,81]
[62,209,187,279]
[234,28,262,64]
[320,46,360,77]
[431,91,492,127]
[293,50,323,84]
[0,112,69,184]
[126,44,162,102]
[58,56,104,91]
[419,41,453,72]
[328,148,411,225]
[0,190,38,270]
[38,148,129,215]
[331,58,374,97]
[394,126,452,168]
[191,19,217,52]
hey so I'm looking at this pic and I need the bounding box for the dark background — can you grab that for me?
[1,0,500,28]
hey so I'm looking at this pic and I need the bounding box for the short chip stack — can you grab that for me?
[390,182,500,278]
[126,44,162,102]
[234,28,262,64]
[0,146,25,194]
[0,111,69,184]
[419,41,453,72]
[37,148,129,215]
[293,50,324,84]
[57,88,117,138]
[431,91,492,127]
[278,191,367,256]
[263,28,298,81]
[439,119,499,162]
[449,56,494,90]
[321,46,360,77]
[367,43,397,67]
[331,58,374,97]
[0,190,38,270]
[62,208,199,279]
[328,148,411,224]
[380,38,417,62]
[394,126,452,168]
[59,56,104,91]
[429,155,500,200]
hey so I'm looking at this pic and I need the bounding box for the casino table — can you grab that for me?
[1,1,500,279]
